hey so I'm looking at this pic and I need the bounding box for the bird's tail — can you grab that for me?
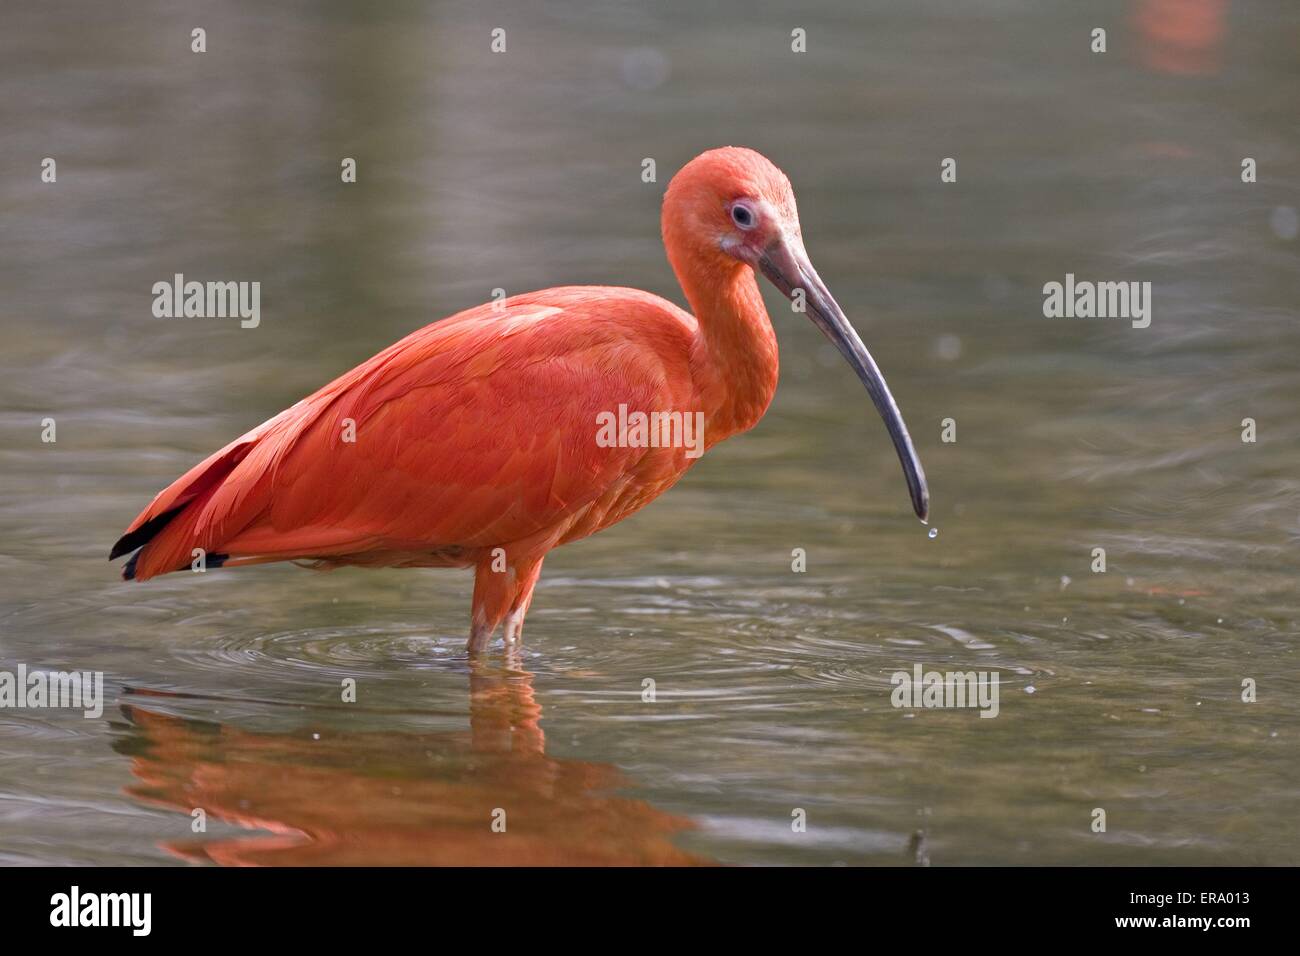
[110,438,255,580]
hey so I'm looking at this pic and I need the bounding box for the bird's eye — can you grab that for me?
[730,204,756,230]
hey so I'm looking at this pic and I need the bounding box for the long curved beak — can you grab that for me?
[758,235,929,523]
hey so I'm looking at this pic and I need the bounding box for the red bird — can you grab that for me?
[112,148,929,653]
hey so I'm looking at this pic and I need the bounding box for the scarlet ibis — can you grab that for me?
[112,147,929,653]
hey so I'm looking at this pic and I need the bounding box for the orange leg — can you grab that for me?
[468,552,545,655]
[502,558,544,647]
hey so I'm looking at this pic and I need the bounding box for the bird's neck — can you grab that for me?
[680,263,780,446]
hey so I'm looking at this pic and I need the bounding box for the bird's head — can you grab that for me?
[663,147,929,523]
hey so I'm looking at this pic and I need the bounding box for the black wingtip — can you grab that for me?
[110,504,188,562]
[122,550,141,581]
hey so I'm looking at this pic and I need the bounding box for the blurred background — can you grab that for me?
[1,0,1297,865]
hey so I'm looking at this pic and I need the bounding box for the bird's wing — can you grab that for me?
[123,289,699,578]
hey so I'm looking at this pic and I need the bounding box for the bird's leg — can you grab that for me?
[467,553,544,655]
[502,557,544,648]
[468,556,510,654]
[467,619,495,656]
[501,608,526,647]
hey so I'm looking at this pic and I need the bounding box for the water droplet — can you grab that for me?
[1024,685,1036,694]
[927,528,938,539]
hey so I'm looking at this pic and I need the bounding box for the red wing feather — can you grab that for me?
[119,288,698,580]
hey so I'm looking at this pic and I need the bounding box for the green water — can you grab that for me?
[1,0,1297,865]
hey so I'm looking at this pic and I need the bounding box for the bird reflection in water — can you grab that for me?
[113,662,707,866]
[1133,0,1228,76]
